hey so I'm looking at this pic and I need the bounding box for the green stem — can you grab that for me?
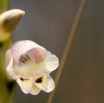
[0,0,10,13]
[0,0,16,103]
[0,40,16,103]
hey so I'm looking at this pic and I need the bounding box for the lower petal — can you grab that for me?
[16,76,33,94]
[30,84,41,95]
[34,73,55,93]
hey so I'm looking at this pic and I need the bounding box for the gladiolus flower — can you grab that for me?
[5,40,59,95]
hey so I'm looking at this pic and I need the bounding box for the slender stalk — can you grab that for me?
[47,0,87,103]
[0,42,16,103]
[0,0,10,13]
[0,0,16,103]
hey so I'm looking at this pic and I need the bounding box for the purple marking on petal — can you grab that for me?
[26,48,47,64]
[19,54,31,63]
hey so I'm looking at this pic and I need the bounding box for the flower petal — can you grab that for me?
[15,61,46,77]
[34,73,55,93]
[5,49,15,78]
[10,40,45,66]
[16,76,33,94]
[17,50,59,76]
[26,47,47,64]
[45,51,59,73]
[30,84,41,95]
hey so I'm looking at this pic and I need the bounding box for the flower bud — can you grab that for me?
[0,9,25,42]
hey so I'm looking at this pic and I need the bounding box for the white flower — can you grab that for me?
[5,40,59,95]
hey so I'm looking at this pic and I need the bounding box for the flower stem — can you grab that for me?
[0,0,10,13]
[0,40,16,103]
[0,0,16,103]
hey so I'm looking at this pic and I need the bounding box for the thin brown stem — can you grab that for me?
[47,0,87,103]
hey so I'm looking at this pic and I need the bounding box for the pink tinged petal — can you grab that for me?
[5,49,15,78]
[10,40,45,65]
[45,51,59,73]
[16,76,33,94]
[34,73,55,93]
[26,47,47,64]
[30,84,41,95]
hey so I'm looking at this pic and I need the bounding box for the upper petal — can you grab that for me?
[34,73,55,93]
[10,40,45,65]
[26,47,47,64]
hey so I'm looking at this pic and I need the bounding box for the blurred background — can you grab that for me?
[10,0,104,103]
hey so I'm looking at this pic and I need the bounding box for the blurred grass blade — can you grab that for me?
[47,0,87,103]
